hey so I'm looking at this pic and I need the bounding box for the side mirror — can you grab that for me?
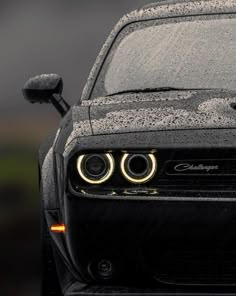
[23,74,70,117]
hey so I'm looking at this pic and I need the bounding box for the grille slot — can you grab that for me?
[153,250,236,286]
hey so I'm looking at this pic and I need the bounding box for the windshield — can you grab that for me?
[91,15,236,98]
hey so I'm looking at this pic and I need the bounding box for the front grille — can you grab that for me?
[155,148,236,188]
[69,148,236,198]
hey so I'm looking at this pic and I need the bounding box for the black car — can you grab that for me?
[23,1,236,295]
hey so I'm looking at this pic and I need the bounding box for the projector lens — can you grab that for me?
[121,153,157,184]
[77,153,115,184]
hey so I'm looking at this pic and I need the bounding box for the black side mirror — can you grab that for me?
[23,74,70,116]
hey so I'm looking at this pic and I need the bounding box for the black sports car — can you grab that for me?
[23,1,236,295]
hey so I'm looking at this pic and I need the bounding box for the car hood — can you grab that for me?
[66,90,236,148]
[85,90,236,136]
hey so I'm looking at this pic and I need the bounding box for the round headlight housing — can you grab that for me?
[77,153,115,184]
[120,153,157,184]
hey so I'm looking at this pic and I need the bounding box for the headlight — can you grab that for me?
[120,153,157,184]
[77,153,115,184]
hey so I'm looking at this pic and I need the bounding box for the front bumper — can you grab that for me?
[58,130,236,289]
[64,194,236,287]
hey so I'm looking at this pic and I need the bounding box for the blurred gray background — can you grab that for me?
[0,0,154,295]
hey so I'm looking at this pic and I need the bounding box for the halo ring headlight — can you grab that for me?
[120,153,157,184]
[77,153,115,185]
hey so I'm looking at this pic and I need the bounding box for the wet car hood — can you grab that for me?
[85,90,236,135]
[66,90,236,148]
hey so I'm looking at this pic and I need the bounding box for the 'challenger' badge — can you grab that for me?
[174,163,219,172]
[164,159,236,176]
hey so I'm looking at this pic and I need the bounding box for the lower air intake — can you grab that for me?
[152,250,236,286]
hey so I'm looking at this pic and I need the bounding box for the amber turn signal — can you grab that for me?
[50,224,66,233]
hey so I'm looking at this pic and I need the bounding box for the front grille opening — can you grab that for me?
[153,250,236,286]
[69,148,236,199]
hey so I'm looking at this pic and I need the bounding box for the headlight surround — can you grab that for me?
[77,153,115,185]
[120,153,157,184]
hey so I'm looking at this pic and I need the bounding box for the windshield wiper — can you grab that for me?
[108,87,221,97]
